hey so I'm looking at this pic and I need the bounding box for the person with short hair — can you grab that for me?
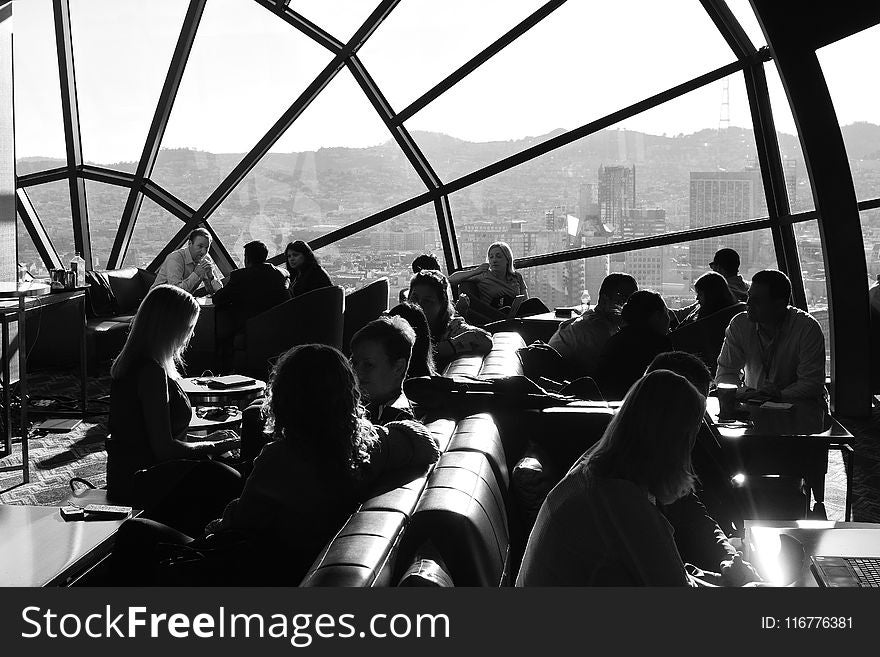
[594,290,673,399]
[285,240,333,298]
[516,370,705,586]
[549,273,638,377]
[716,269,826,403]
[212,240,290,335]
[350,316,417,424]
[710,247,749,302]
[407,269,492,371]
[152,227,223,294]
[388,301,437,379]
[411,253,442,274]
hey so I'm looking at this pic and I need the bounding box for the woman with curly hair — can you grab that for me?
[209,343,440,580]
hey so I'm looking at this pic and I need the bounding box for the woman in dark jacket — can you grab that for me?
[285,239,332,298]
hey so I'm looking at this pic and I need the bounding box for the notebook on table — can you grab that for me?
[811,555,880,587]
[205,374,256,389]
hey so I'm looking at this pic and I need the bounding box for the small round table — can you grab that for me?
[188,407,243,433]
[0,282,52,483]
[179,377,266,408]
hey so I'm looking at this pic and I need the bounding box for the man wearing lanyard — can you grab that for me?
[715,268,828,513]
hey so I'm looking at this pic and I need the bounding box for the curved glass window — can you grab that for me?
[122,196,184,270]
[25,180,76,266]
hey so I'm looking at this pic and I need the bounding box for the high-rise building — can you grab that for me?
[688,168,766,280]
[598,164,635,237]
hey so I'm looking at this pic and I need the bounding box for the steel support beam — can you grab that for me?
[252,0,343,53]
[52,0,91,268]
[16,167,69,188]
[110,0,206,269]
[16,188,63,271]
[434,195,461,273]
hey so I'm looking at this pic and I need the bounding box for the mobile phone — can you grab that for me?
[60,506,85,521]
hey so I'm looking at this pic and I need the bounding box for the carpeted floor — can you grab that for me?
[3,367,880,524]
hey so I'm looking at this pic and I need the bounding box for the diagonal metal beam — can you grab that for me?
[153,0,404,270]
[700,0,757,60]
[439,57,763,199]
[434,195,461,273]
[347,54,440,190]
[396,0,567,125]
[53,0,91,268]
[78,165,136,187]
[742,62,807,310]
[16,188,63,271]
[16,167,69,188]
[110,0,207,270]
[142,178,195,223]
[859,198,880,212]
[252,0,343,53]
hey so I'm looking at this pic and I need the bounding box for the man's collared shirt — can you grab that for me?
[152,246,223,294]
[548,306,623,377]
[715,307,826,402]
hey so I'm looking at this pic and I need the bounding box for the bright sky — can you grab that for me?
[11,0,879,164]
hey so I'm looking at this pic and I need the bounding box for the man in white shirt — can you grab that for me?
[715,269,825,403]
[548,273,638,378]
[715,269,828,514]
[151,227,223,295]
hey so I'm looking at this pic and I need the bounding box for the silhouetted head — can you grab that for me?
[710,248,741,277]
[621,289,669,335]
[350,316,415,406]
[597,273,638,310]
[584,369,704,504]
[388,301,437,378]
[747,269,791,325]
[411,253,441,274]
[111,284,199,380]
[693,271,737,316]
[243,240,268,267]
[646,351,712,397]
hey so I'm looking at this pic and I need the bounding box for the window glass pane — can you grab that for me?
[85,181,131,269]
[358,0,545,111]
[722,0,766,49]
[289,0,377,43]
[404,0,735,178]
[794,220,830,377]
[209,67,427,267]
[17,224,51,281]
[863,208,880,281]
[152,0,333,208]
[13,0,66,160]
[122,196,183,270]
[69,0,190,166]
[817,24,880,202]
[24,181,76,266]
[764,63,814,213]
[311,202,440,308]
[452,75,767,270]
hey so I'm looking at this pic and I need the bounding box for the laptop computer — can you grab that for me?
[810,555,880,587]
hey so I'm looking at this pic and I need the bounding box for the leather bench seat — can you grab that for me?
[445,413,509,494]
[300,510,407,587]
[442,331,525,379]
[396,450,509,587]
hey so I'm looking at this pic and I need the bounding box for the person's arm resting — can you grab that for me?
[779,321,826,401]
[163,252,201,293]
[715,321,746,388]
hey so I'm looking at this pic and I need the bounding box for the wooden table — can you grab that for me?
[706,395,855,520]
[744,520,880,586]
[0,503,135,586]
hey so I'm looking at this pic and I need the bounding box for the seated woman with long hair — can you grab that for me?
[111,343,440,585]
[387,301,437,379]
[407,269,492,372]
[107,284,241,532]
[285,239,332,298]
[516,369,705,586]
[448,242,528,325]
[675,271,742,328]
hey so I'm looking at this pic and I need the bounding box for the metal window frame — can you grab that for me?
[52,0,91,268]
[16,188,63,271]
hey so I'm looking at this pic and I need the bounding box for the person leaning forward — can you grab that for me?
[152,227,223,295]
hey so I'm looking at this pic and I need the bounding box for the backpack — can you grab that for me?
[85,270,120,318]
